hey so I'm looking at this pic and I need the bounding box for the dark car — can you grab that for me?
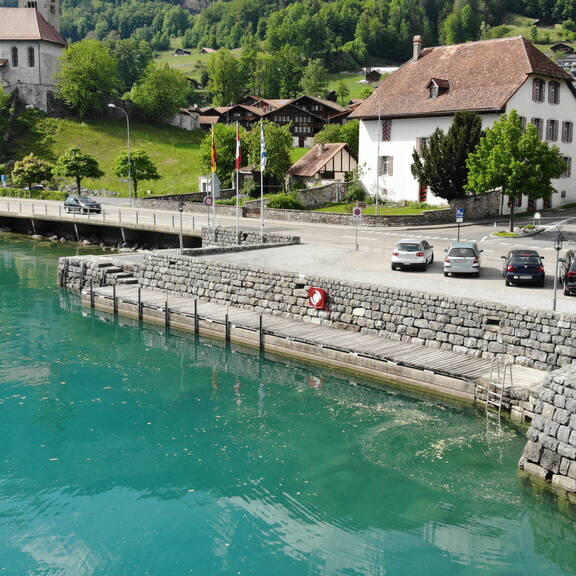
[501,250,545,287]
[559,249,576,296]
[64,195,102,214]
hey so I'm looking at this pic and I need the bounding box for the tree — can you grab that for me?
[336,81,350,106]
[11,154,53,190]
[199,124,243,188]
[57,39,120,119]
[113,149,161,198]
[467,110,566,231]
[0,86,12,160]
[53,148,104,195]
[300,59,328,97]
[314,119,360,156]
[207,50,244,106]
[129,64,190,120]
[244,121,293,190]
[106,37,153,93]
[411,111,483,202]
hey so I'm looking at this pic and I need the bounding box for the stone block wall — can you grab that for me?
[201,227,301,247]
[136,254,576,370]
[519,365,576,495]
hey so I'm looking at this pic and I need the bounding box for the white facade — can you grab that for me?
[358,77,576,209]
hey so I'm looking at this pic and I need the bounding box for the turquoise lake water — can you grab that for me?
[1,235,576,575]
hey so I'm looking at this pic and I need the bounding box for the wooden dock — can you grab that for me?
[81,284,545,402]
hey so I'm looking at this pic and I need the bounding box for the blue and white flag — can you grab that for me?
[260,122,267,173]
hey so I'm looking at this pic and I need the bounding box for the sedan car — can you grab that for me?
[64,195,102,214]
[443,242,482,277]
[391,239,434,271]
[501,250,545,287]
[560,249,576,296]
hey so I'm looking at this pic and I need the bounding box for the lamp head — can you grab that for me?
[554,234,564,251]
[107,103,116,109]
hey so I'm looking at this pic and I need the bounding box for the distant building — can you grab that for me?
[200,47,216,54]
[365,69,382,84]
[0,0,66,111]
[350,36,576,210]
[174,48,191,56]
[551,43,575,55]
[556,55,576,78]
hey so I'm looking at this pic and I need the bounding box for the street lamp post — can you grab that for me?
[108,103,132,206]
[553,231,564,312]
[178,198,184,255]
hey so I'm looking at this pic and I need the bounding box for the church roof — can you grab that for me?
[0,8,66,46]
[350,36,572,120]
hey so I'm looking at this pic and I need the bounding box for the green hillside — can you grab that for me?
[25,118,205,197]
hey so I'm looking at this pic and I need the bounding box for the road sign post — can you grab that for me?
[352,205,363,251]
[456,208,465,241]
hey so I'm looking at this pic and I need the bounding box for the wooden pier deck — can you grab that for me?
[82,284,546,402]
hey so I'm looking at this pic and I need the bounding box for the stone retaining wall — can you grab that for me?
[201,226,300,247]
[519,365,576,495]
[135,254,575,371]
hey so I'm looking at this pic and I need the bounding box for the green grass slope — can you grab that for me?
[27,118,205,197]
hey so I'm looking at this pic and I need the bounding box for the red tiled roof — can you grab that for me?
[289,143,352,177]
[350,37,572,120]
[0,8,66,46]
[0,59,7,67]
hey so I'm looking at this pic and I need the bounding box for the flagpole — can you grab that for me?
[260,121,266,243]
[212,170,216,244]
[235,122,240,245]
[376,103,381,216]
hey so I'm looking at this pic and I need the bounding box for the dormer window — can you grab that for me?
[426,78,450,99]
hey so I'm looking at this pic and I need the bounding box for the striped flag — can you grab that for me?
[210,129,217,173]
[260,122,267,173]
[235,123,242,170]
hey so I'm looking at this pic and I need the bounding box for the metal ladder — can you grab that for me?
[485,358,513,414]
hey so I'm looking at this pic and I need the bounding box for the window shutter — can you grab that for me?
[567,158,572,178]
[389,156,393,176]
[532,78,538,101]
[382,119,392,141]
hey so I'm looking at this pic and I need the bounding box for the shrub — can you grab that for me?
[242,181,259,199]
[216,197,237,206]
[267,193,303,210]
[345,183,366,203]
[0,187,66,201]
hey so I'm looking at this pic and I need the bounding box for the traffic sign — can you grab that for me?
[204,196,213,206]
[352,206,363,221]
[456,208,465,223]
[357,201,367,209]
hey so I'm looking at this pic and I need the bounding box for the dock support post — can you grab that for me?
[194,299,198,333]
[138,287,142,322]
[79,262,85,289]
[31,219,36,234]
[90,280,94,309]
[165,297,169,327]
[259,314,264,351]
[225,306,230,343]
[113,284,117,315]
[74,223,79,242]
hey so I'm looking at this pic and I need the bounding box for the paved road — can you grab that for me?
[2,196,576,314]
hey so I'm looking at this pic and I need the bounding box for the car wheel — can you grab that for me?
[391,264,396,271]
[505,279,510,286]
[474,272,480,278]
[565,287,570,296]
[443,271,448,277]
[429,254,434,264]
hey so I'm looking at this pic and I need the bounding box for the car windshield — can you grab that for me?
[511,256,541,265]
[397,243,421,252]
[449,248,476,257]
[79,197,93,203]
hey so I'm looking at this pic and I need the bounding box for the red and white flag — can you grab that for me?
[235,123,242,170]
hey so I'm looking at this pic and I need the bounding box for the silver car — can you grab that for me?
[391,239,434,271]
[443,242,482,277]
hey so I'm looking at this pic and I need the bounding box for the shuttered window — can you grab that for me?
[562,122,573,143]
[11,47,18,68]
[546,119,558,141]
[562,157,572,178]
[548,81,560,104]
[381,119,392,141]
[378,156,393,176]
[531,118,543,139]
[532,78,545,102]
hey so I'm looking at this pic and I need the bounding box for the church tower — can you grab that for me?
[19,0,61,32]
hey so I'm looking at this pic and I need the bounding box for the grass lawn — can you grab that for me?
[313,202,447,215]
[326,72,372,100]
[290,148,309,162]
[25,118,205,197]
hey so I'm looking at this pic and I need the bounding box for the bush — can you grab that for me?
[0,187,66,201]
[345,183,366,203]
[267,193,303,210]
[242,181,259,199]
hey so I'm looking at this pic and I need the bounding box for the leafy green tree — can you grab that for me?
[11,154,53,190]
[314,119,360,156]
[57,39,120,118]
[411,111,483,202]
[336,81,350,106]
[300,59,328,97]
[106,37,153,93]
[0,86,12,160]
[467,110,566,231]
[199,124,242,188]
[244,121,293,190]
[207,50,244,106]
[53,147,104,195]
[275,46,305,99]
[113,149,161,198]
[129,64,190,120]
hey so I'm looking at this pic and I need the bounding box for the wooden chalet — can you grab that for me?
[551,43,575,55]
[288,143,357,186]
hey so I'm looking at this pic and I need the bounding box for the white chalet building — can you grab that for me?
[350,36,576,211]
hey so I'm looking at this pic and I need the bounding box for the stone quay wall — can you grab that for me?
[135,254,575,371]
[519,365,576,495]
[201,226,301,247]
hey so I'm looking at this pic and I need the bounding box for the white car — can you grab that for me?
[391,239,434,271]
[443,242,482,277]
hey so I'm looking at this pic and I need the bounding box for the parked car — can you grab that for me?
[64,195,102,214]
[443,242,482,277]
[560,249,576,295]
[391,239,434,270]
[501,250,545,287]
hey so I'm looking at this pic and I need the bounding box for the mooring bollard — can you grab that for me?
[113,284,117,315]
[194,299,198,333]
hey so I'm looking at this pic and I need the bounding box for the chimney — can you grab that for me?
[318,142,325,156]
[413,35,422,61]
